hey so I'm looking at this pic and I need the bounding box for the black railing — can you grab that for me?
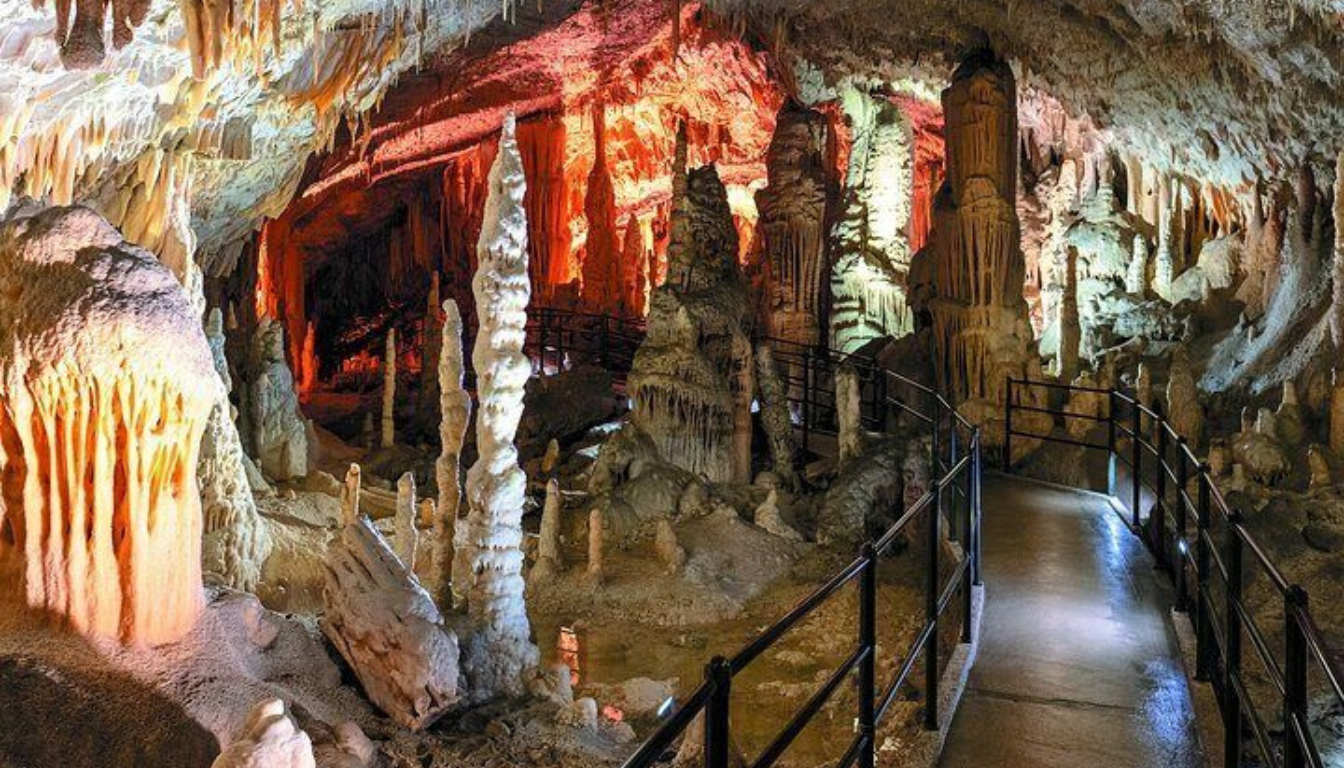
[1005,377,1344,768]
[524,308,983,768]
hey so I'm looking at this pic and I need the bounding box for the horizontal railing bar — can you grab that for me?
[937,557,972,615]
[1292,603,1344,706]
[748,646,867,768]
[875,487,938,554]
[1234,600,1286,695]
[1010,377,1111,395]
[1232,521,1292,596]
[1289,711,1327,768]
[833,734,867,768]
[1230,671,1280,768]
[1008,402,1110,421]
[1115,422,1135,438]
[730,557,868,673]
[618,681,711,768]
[1006,429,1108,451]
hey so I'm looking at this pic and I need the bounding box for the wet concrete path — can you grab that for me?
[939,475,1204,768]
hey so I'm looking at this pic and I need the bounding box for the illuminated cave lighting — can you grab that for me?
[557,626,581,687]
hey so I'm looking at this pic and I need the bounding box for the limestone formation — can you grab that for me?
[829,89,914,353]
[916,54,1037,412]
[1126,234,1150,295]
[249,316,309,482]
[1165,349,1203,450]
[437,299,472,604]
[755,344,798,487]
[1334,151,1344,350]
[837,365,864,466]
[1276,380,1306,447]
[1308,444,1331,489]
[1057,246,1081,381]
[382,328,397,449]
[0,205,216,645]
[531,479,565,583]
[1332,369,1344,456]
[200,307,272,592]
[542,438,561,476]
[454,113,540,699]
[587,508,606,584]
[756,103,830,348]
[1233,409,1289,485]
[322,515,460,730]
[395,473,419,570]
[341,464,362,527]
[581,105,624,315]
[731,333,756,484]
[211,700,315,768]
[654,519,687,575]
[1207,439,1229,477]
[753,489,803,541]
[628,125,754,482]
[420,274,444,423]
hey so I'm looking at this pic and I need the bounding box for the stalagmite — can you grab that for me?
[756,103,830,348]
[628,124,753,482]
[542,438,561,475]
[1166,349,1204,449]
[1126,234,1150,295]
[341,464,362,527]
[587,508,606,584]
[915,53,1037,413]
[454,113,540,699]
[731,334,755,484]
[1057,246,1080,382]
[419,274,443,423]
[1309,445,1332,489]
[395,473,419,570]
[755,344,798,487]
[249,317,309,482]
[622,217,650,317]
[654,519,687,575]
[1332,369,1344,456]
[531,479,564,583]
[1154,177,1176,299]
[581,104,624,315]
[382,328,397,449]
[837,365,864,466]
[1332,151,1344,349]
[322,513,460,730]
[1208,440,1229,477]
[210,700,315,768]
[0,205,215,645]
[437,299,472,604]
[201,307,272,591]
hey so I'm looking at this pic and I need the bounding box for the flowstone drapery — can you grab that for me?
[0,205,216,645]
[627,125,755,482]
[454,113,540,699]
[916,54,1038,412]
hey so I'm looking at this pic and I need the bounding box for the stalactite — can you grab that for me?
[517,114,572,298]
[419,273,443,424]
[1058,246,1080,382]
[395,473,419,570]
[0,206,216,645]
[437,299,471,606]
[621,216,650,317]
[455,113,539,700]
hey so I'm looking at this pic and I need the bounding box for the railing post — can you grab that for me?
[557,312,566,373]
[858,543,877,768]
[1223,511,1244,768]
[1284,586,1309,768]
[801,348,811,458]
[1195,464,1213,682]
[961,450,974,644]
[925,477,941,732]
[1175,437,1189,613]
[1107,389,1118,497]
[1002,377,1014,473]
[973,428,983,587]
[948,425,960,542]
[1153,399,1168,569]
[1131,396,1142,530]
[704,656,732,768]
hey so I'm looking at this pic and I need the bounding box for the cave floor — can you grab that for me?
[940,475,1204,768]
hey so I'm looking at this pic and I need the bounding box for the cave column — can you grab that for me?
[923,54,1036,408]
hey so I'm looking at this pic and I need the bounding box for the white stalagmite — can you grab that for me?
[455,112,540,699]
[1126,234,1149,295]
[587,508,606,584]
[382,328,397,448]
[210,700,315,768]
[341,464,362,527]
[836,365,864,467]
[395,472,419,570]
[530,478,564,583]
[437,299,472,605]
[1057,246,1080,382]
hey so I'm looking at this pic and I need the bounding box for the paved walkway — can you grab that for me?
[940,475,1204,768]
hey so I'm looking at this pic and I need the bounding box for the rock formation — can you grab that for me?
[1057,246,1081,381]
[654,519,687,574]
[1126,234,1149,295]
[755,343,798,487]
[1333,151,1344,350]
[395,473,419,570]
[829,89,914,353]
[1166,348,1204,450]
[454,113,540,699]
[382,328,397,448]
[587,508,606,584]
[248,317,309,482]
[323,513,460,730]
[200,307,272,591]
[837,364,864,466]
[756,103,830,348]
[531,478,565,583]
[0,205,216,645]
[437,299,472,604]
[581,105,624,315]
[210,700,315,768]
[916,54,1037,413]
[419,274,444,424]
[628,125,754,482]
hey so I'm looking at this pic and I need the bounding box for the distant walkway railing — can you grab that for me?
[525,307,983,768]
[1005,377,1344,768]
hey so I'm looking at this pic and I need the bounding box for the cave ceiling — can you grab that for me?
[1,0,1342,269]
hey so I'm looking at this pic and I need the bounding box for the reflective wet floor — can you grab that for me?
[940,475,1204,768]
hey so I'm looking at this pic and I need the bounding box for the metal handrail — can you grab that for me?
[1004,376,1344,768]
